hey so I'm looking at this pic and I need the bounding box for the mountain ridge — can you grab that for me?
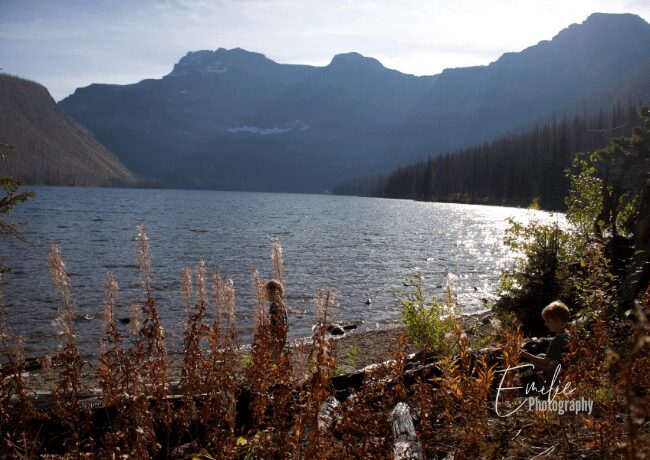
[58,13,650,192]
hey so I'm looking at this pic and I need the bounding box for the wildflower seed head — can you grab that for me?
[251,263,267,335]
[103,272,119,327]
[211,270,223,319]
[48,243,74,314]
[196,259,207,307]
[224,278,236,326]
[48,243,76,347]
[130,301,141,336]
[136,224,152,293]
[15,335,25,364]
[271,236,285,282]
[181,267,193,315]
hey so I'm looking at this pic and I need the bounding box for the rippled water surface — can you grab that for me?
[3,186,564,358]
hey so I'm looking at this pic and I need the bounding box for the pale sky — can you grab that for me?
[2,0,649,101]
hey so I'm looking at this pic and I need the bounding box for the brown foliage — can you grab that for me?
[1,233,648,458]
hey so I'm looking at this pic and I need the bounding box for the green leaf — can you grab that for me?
[236,436,249,446]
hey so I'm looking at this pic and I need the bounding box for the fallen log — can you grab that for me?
[10,343,515,455]
[390,402,423,460]
[318,395,340,432]
[331,346,504,400]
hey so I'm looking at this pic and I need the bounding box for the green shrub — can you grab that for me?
[344,345,360,368]
[494,105,650,334]
[396,276,457,355]
[495,217,583,336]
[241,353,254,369]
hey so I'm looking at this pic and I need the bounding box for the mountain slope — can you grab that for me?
[59,13,650,192]
[0,74,136,186]
[402,13,650,153]
[334,101,642,210]
[60,48,317,176]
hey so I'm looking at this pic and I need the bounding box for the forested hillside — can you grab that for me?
[0,75,135,186]
[334,103,642,210]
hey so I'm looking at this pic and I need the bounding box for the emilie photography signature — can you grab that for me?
[494,364,594,417]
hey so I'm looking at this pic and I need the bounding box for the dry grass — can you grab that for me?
[0,230,647,458]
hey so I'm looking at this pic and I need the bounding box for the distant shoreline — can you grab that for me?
[18,183,566,213]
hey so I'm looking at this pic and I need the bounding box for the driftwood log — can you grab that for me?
[390,402,423,460]
[24,345,509,413]
[11,341,552,455]
[318,395,340,431]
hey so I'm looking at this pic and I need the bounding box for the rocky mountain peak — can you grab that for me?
[168,48,272,77]
[582,12,648,28]
[328,52,385,69]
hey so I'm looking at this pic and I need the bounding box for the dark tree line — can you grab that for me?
[334,102,643,210]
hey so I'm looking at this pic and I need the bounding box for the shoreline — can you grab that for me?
[17,310,497,396]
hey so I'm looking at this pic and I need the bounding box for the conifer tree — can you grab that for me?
[0,142,34,273]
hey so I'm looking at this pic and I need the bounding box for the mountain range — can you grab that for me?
[32,13,650,192]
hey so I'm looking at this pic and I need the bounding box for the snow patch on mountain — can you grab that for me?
[205,63,228,73]
[169,57,228,77]
[227,120,311,135]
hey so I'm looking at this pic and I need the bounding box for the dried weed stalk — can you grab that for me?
[98,272,123,406]
[180,260,208,396]
[48,243,90,454]
[203,271,238,455]
[136,225,171,456]
[176,260,209,447]
[294,289,339,458]
[270,235,285,283]
[181,266,193,319]
[11,226,650,458]
[0,283,41,456]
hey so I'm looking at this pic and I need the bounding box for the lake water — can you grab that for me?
[2,186,564,359]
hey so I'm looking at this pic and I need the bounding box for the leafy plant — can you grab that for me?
[496,219,579,335]
[397,275,457,355]
[344,344,360,369]
[241,353,254,369]
[565,152,605,238]
[569,108,650,240]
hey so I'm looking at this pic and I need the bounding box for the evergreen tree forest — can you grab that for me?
[334,102,643,210]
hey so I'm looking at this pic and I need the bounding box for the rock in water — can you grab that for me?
[327,323,346,335]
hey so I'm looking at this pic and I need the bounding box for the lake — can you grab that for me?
[2,186,564,359]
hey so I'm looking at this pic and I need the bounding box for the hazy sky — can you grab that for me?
[2,0,649,101]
